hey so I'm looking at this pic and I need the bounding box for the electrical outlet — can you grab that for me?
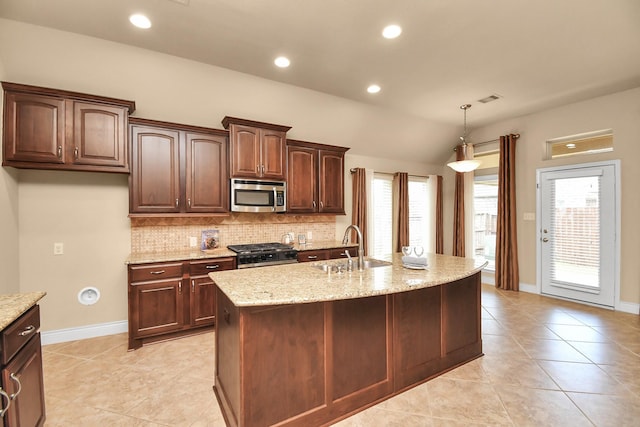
[189,236,198,248]
[307,231,313,241]
[54,242,64,255]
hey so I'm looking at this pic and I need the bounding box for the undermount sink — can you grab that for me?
[311,258,392,273]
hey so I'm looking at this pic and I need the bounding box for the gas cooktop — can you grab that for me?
[227,242,298,268]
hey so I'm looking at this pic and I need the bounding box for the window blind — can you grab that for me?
[372,175,393,257]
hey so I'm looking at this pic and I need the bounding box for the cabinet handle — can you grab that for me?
[187,198,191,208]
[261,165,265,176]
[307,255,318,260]
[312,201,316,208]
[8,374,21,401]
[206,265,220,269]
[320,201,324,209]
[175,199,179,207]
[18,325,35,337]
[178,282,182,294]
[74,147,79,159]
[57,145,62,158]
[0,388,10,418]
[150,270,165,275]
[191,279,195,293]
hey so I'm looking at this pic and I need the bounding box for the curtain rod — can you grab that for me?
[472,133,520,148]
[349,168,431,179]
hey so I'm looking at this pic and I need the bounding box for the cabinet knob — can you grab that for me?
[187,198,191,208]
[57,145,62,158]
[74,147,79,159]
[178,282,182,294]
[175,198,179,207]
[191,280,195,293]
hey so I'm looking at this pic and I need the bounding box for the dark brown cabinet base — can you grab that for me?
[214,273,482,427]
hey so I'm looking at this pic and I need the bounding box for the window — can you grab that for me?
[408,177,430,249]
[371,174,393,258]
[473,175,498,270]
[546,129,613,160]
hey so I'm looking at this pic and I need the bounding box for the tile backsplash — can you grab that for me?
[130,213,338,253]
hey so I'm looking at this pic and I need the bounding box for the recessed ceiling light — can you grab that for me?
[367,84,381,94]
[382,24,402,39]
[274,56,290,68]
[566,143,577,149]
[129,14,152,29]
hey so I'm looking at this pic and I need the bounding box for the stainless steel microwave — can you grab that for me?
[230,179,286,213]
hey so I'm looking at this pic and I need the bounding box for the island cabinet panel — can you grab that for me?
[215,290,242,427]
[393,286,443,390]
[442,274,482,365]
[243,303,326,426]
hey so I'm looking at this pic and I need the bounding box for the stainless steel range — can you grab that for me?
[227,243,298,269]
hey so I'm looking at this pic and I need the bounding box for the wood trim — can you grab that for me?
[128,116,229,136]
[221,116,292,132]
[286,138,350,153]
[1,81,136,113]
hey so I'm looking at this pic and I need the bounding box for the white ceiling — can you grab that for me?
[1,0,639,134]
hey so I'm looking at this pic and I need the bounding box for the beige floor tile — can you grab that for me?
[480,334,529,359]
[538,360,627,395]
[331,406,433,426]
[567,392,640,427]
[495,385,592,426]
[568,340,640,365]
[441,357,490,383]
[47,333,128,359]
[516,337,592,362]
[375,382,431,416]
[479,355,559,390]
[545,324,610,342]
[505,323,563,340]
[426,377,511,425]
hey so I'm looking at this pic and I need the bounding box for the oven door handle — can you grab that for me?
[272,188,277,212]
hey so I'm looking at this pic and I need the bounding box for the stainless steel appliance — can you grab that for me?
[230,179,286,213]
[227,242,298,268]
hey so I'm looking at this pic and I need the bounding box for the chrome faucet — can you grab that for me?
[342,224,365,272]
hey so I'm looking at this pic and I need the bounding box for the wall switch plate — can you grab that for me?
[189,236,198,248]
[54,242,64,255]
[307,231,313,241]
[523,212,536,221]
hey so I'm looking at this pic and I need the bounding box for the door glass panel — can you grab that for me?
[549,176,600,289]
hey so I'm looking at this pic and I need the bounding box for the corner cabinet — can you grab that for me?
[129,118,229,215]
[222,116,291,180]
[127,257,236,349]
[287,139,349,214]
[0,305,46,427]
[2,81,135,173]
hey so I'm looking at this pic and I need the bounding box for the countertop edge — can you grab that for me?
[0,291,46,331]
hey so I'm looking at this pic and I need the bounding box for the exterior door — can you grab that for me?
[538,162,617,308]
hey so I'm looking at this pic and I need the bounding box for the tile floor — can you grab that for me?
[42,284,640,426]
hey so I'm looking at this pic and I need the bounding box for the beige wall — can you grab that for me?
[471,87,640,305]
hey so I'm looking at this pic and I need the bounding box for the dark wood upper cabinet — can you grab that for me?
[287,139,349,214]
[129,117,229,215]
[222,116,291,180]
[2,81,135,173]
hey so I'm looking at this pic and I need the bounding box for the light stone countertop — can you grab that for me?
[210,253,487,307]
[0,292,46,330]
[125,241,356,264]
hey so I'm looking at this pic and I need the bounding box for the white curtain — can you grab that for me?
[426,175,439,254]
[364,168,375,255]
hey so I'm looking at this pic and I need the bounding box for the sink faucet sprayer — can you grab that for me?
[342,224,365,272]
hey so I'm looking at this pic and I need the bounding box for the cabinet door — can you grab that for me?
[185,132,229,213]
[230,124,261,178]
[129,125,181,213]
[3,92,65,164]
[190,276,216,327]
[287,146,318,213]
[318,150,345,214]
[72,102,128,169]
[130,279,185,338]
[260,129,286,180]
[297,249,330,263]
[1,334,46,427]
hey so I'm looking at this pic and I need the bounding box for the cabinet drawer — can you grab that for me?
[1,305,40,365]
[190,257,236,276]
[129,262,184,282]
[297,250,330,263]
[330,247,357,259]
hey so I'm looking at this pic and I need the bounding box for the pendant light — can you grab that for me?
[447,104,480,173]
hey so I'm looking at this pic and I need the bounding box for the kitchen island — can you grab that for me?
[210,253,486,427]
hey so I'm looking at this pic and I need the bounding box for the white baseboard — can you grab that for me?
[481,271,495,286]
[519,282,538,294]
[617,301,640,315]
[41,320,128,346]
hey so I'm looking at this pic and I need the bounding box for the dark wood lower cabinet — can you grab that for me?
[214,273,482,427]
[127,257,236,349]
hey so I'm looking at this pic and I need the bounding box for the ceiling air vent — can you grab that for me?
[168,0,190,5]
[477,94,501,104]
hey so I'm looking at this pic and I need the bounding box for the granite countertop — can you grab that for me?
[125,241,356,264]
[0,292,46,330]
[210,253,487,307]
